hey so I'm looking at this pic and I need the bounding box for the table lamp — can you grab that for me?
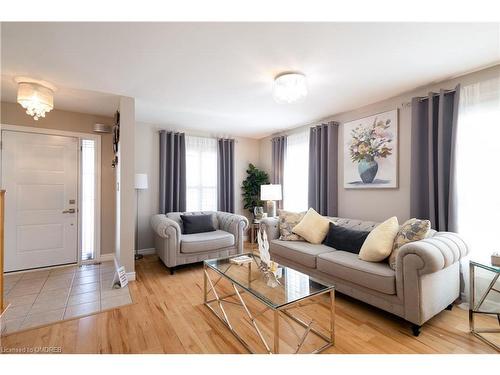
[260,184,282,218]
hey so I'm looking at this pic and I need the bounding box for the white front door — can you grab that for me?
[2,130,79,272]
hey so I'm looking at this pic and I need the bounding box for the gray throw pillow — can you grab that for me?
[181,214,217,234]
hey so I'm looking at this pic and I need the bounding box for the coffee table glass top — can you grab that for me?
[470,258,500,273]
[204,253,333,309]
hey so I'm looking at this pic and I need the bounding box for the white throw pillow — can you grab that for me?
[359,216,399,262]
[292,208,331,244]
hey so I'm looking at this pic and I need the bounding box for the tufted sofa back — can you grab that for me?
[328,217,379,232]
[328,217,437,238]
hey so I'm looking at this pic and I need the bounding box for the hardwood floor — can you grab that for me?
[1,250,497,354]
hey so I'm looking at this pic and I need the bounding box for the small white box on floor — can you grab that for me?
[112,265,129,288]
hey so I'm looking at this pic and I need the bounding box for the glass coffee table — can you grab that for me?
[203,253,335,354]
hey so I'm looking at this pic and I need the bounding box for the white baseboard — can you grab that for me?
[138,248,156,255]
[99,253,115,263]
[126,272,136,281]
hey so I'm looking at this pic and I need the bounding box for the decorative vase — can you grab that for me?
[358,158,378,183]
[253,206,264,220]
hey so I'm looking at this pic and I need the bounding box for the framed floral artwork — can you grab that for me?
[343,109,398,189]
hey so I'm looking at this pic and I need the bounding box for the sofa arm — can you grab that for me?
[260,217,280,240]
[396,231,469,326]
[151,214,181,241]
[216,212,249,253]
[396,232,469,276]
[151,214,182,268]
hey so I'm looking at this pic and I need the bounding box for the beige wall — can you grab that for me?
[135,122,261,250]
[116,97,136,274]
[259,64,500,223]
[0,101,116,255]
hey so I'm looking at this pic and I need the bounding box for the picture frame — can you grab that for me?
[343,109,398,189]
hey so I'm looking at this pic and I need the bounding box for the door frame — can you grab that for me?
[0,123,102,266]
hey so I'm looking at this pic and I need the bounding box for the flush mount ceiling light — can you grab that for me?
[273,72,308,103]
[15,77,56,120]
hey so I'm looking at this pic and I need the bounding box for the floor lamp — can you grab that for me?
[135,173,148,260]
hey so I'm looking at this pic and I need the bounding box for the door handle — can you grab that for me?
[62,208,76,214]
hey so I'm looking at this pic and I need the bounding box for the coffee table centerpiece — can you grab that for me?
[203,253,335,354]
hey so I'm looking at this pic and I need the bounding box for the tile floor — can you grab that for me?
[1,261,132,335]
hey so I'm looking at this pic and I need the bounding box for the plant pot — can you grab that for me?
[358,159,378,183]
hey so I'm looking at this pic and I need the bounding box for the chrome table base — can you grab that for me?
[469,262,500,352]
[203,263,335,354]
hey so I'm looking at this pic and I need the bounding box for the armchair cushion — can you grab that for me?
[180,230,235,254]
[181,214,216,234]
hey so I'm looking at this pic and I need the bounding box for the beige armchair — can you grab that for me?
[151,211,249,274]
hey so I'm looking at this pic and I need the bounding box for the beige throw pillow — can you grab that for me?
[388,218,430,270]
[292,208,331,244]
[359,216,399,262]
[278,210,306,241]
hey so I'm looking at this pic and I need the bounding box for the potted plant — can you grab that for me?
[241,163,269,217]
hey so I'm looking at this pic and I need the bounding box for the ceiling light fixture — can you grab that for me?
[15,77,56,120]
[273,72,308,103]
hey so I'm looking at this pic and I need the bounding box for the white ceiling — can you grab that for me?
[1,22,499,138]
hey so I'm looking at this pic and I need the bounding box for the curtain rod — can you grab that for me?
[270,121,339,140]
[157,129,238,142]
[416,89,456,102]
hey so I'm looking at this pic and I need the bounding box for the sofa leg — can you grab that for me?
[169,267,176,275]
[411,324,421,337]
[445,303,453,311]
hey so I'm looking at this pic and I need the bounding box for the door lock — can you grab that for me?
[62,208,76,214]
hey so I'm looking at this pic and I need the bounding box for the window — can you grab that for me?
[186,136,218,211]
[81,139,96,260]
[456,78,500,257]
[283,130,310,212]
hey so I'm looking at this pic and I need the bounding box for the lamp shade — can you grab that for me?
[260,184,282,201]
[135,173,148,190]
[16,78,55,120]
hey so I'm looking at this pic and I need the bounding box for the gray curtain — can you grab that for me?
[271,136,286,209]
[410,85,460,231]
[217,138,235,213]
[159,130,186,213]
[308,122,339,216]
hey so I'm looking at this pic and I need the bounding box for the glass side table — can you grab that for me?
[469,259,500,351]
